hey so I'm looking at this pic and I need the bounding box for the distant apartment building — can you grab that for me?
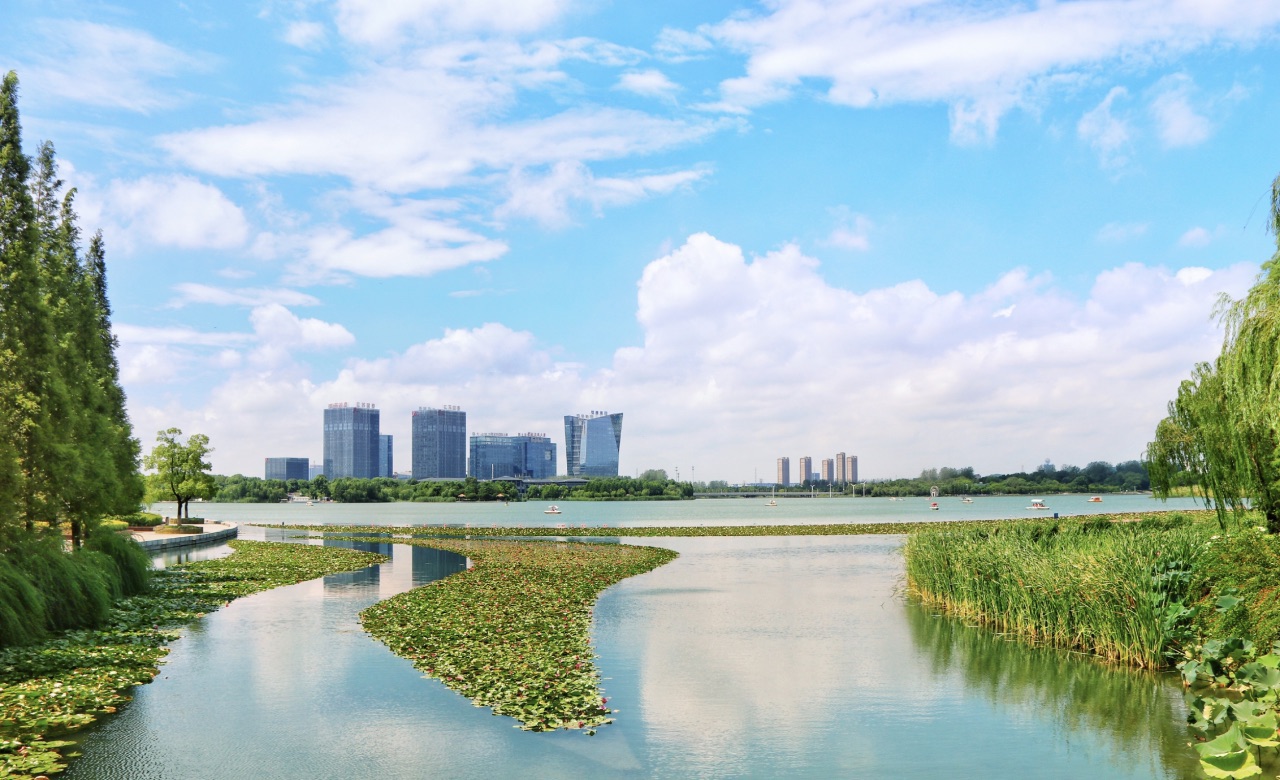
[836,452,847,484]
[777,457,790,486]
[265,457,309,482]
[564,411,623,477]
[847,455,859,484]
[379,435,394,478]
[411,406,467,479]
[798,456,813,484]
[323,402,380,479]
[820,459,834,483]
[469,433,557,480]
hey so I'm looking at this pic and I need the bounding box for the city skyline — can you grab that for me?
[8,3,1279,480]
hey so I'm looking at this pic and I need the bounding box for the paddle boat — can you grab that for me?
[544,505,562,515]
[1028,499,1049,510]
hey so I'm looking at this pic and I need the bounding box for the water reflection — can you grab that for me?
[149,542,233,569]
[905,603,1204,778]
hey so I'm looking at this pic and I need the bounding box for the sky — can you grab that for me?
[4,0,1280,482]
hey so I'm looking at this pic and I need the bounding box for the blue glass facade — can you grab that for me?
[468,433,557,480]
[563,412,623,477]
[323,403,380,479]
[379,435,393,478]
[265,457,309,481]
[411,406,466,479]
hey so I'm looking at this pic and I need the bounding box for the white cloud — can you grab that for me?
[21,20,206,112]
[114,323,254,348]
[290,216,508,283]
[117,234,1256,479]
[1078,87,1132,170]
[1150,74,1213,148]
[335,0,572,46]
[654,27,715,63]
[499,161,708,228]
[249,304,355,350]
[283,20,327,50]
[1096,221,1149,243]
[616,69,680,99]
[822,209,873,251]
[168,284,320,309]
[704,0,1280,139]
[79,175,250,253]
[1179,226,1212,248]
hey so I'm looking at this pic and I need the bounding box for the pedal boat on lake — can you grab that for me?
[960,497,974,504]
[1088,496,1103,503]
[930,502,939,510]
[1028,499,1049,510]
[767,499,778,507]
[544,505,562,515]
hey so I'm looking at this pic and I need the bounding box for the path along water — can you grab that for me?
[61,520,1216,779]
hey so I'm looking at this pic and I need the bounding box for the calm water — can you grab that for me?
[62,524,1215,779]
[153,492,1205,529]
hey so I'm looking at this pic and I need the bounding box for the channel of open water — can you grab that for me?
[64,497,1224,778]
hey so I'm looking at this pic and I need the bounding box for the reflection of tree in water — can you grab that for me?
[905,602,1215,779]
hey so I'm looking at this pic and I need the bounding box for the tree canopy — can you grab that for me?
[143,429,215,519]
[1148,172,1280,532]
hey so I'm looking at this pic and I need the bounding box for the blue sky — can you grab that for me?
[5,0,1280,481]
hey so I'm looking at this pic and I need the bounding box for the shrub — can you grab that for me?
[0,555,46,647]
[85,525,152,597]
[98,519,129,532]
[153,525,203,535]
[111,512,163,528]
[11,541,113,634]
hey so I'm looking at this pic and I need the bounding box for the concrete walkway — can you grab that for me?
[131,521,238,552]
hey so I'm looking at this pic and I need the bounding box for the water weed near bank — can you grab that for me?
[356,537,677,732]
[0,540,386,780]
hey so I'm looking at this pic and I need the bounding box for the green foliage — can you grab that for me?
[1149,173,1280,533]
[358,537,677,731]
[0,556,45,647]
[868,460,1149,497]
[1179,637,1280,778]
[903,519,1212,668]
[142,428,215,519]
[210,474,288,503]
[109,511,163,528]
[83,525,151,597]
[153,524,204,534]
[1186,530,1280,650]
[0,540,387,778]
[6,541,113,636]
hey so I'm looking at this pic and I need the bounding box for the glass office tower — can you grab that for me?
[468,433,556,480]
[563,411,623,477]
[323,403,380,478]
[379,435,393,478]
[411,406,466,479]
[265,457,309,481]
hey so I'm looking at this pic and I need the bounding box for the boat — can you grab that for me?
[306,500,313,507]
[767,499,778,507]
[1088,496,1102,503]
[1028,499,1049,510]
[960,497,974,504]
[930,502,939,511]
[544,505,562,515]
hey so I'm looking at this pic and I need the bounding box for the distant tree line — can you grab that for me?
[201,474,695,503]
[866,461,1150,497]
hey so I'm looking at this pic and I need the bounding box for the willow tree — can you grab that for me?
[1148,174,1280,532]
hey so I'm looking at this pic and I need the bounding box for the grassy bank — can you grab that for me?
[0,540,387,780]
[355,536,677,732]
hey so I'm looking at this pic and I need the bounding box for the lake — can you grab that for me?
[61,503,1225,779]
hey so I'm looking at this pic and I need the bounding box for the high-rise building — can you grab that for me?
[563,411,623,477]
[265,457,309,481]
[308,464,324,480]
[468,433,557,480]
[411,406,467,479]
[323,402,380,479]
[836,452,847,484]
[777,457,790,486]
[798,456,813,484]
[848,455,859,484]
[821,459,834,482]
[379,435,393,478]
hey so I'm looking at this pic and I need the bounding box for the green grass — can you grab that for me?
[0,540,387,780]
[356,536,677,732]
[903,516,1214,668]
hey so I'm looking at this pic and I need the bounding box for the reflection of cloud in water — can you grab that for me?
[606,536,910,776]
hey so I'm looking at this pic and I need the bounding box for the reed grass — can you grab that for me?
[903,518,1212,668]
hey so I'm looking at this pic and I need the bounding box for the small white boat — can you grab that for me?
[767,499,778,507]
[307,500,314,507]
[544,505,562,515]
[960,497,974,504]
[1028,499,1049,510]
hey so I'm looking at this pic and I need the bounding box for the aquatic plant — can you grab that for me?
[1179,636,1280,778]
[358,537,677,732]
[0,540,387,780]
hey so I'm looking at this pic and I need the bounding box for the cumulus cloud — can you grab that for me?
[118,234,1255,478]
[335,0,572,46]
[79,175,250,253]
[283,20,327,50]
[1078,87,1132,170]
[702,0,1280,139]
[823,208,873,251]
